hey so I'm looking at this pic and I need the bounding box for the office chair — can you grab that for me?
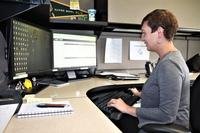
[140,74,200,133]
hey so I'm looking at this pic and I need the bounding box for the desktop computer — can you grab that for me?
[0,18,53,93]
[8,18,52,80]
[52,31,97,79]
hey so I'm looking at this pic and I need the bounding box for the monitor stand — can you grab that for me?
[67,71,76,79]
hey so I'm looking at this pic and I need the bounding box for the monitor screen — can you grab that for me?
[9,19,52,80]
[53,32,96,70]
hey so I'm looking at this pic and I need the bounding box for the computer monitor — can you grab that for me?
[52,32,96,71]
[8,18,53,80]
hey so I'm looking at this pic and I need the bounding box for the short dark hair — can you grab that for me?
[141,9,178,41]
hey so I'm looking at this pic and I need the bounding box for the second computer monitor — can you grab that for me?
[52,32,96,71]
[9,19,53,80]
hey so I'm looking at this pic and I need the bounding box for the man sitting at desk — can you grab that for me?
[107,9,190,133]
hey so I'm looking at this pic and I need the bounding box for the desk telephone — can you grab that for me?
[145,61,154,77]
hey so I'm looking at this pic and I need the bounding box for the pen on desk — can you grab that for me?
[37,103,66,108]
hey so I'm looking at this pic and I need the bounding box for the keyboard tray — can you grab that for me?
[87,84,142,120]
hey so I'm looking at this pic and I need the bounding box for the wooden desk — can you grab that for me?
[5,97,121,133]
[5,77,146,133]
[36,77,114,98]
[36,77,147,99]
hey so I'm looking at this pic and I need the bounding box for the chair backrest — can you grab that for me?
[190,74,200,132]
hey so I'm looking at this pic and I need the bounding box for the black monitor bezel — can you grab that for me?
[7,18,53,80]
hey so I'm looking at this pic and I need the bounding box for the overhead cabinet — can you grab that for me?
[96,0,200,30]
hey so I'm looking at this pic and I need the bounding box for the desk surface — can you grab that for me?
[4,73,199,133]
[5,77,145,133]
[35,72,199,99]
[5,98,121,133]
[36,76,147,99]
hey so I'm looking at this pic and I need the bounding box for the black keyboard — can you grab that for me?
[38,78,67,85]
[87,85,141,120]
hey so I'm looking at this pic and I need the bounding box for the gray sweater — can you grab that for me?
[136,51,190,128]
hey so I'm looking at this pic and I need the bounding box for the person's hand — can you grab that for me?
[107,98,128,113]
[107,98,137,117]
[130,88,141,97]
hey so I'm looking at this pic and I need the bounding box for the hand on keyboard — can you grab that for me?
[107,98,130,114]
[90,89,140,120]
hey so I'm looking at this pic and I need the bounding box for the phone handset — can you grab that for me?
[145,61,154,77]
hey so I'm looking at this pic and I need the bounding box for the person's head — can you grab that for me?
[141,9,178,51]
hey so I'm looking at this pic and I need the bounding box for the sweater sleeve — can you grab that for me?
[137,60,183,127]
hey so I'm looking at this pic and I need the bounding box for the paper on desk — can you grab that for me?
[98,71,138,77]
[0,104,18,133]
[17,101,73,118]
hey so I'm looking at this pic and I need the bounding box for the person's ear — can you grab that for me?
[157,26,164,39]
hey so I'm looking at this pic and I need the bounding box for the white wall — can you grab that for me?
[108,0,200,29]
